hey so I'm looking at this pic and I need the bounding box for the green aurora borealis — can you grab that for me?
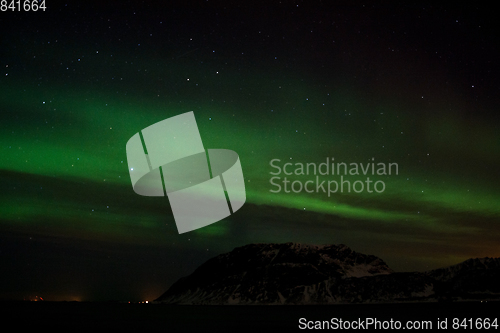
[1,2,499,301]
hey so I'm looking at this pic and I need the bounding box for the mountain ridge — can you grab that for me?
[155,243,500,304]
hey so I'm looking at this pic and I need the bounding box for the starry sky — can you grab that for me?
[1,1,499,302]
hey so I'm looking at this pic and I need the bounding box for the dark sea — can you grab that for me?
[2,301,498,331]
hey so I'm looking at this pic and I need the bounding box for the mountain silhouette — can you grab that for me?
[155,243,500,304]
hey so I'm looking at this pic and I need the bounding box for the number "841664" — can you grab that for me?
[1,0,46,11]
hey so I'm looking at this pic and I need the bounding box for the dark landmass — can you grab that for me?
[156,243,500,304]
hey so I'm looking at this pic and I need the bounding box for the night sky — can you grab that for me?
[1,2,499,302]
